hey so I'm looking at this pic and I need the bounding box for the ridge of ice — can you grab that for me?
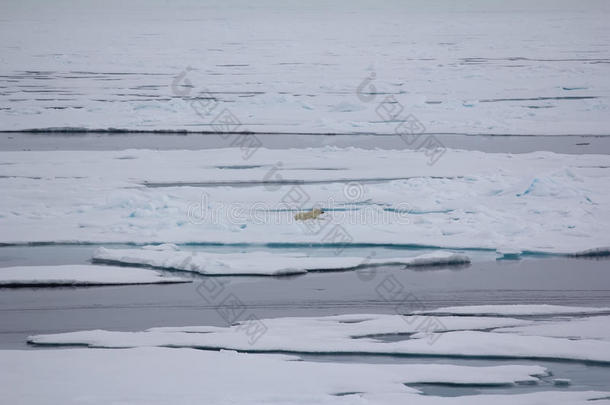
[92,247,471,276]
[571,247,610,257]
[414,304,610,317]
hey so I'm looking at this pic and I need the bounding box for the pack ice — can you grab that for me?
[93,246,470,275]
[29,305,610,363]
[4,347,607,405]
[1,0,609,136]
[1,147,609,254]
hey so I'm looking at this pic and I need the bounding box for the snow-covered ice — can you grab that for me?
[1,147,609,254]
[0,264,189,287]
[93,246,470,276]
[1,0,609,135]
[28,308,610,363]
[4,347,603,405]
[3,0,610,403]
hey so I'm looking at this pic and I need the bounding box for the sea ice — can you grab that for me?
[1,148,609,255]
[28,310,610,363]
[0,264,190,287]
[2,347,598,405]
[93,247,470,276]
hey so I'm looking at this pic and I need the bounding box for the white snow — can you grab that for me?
[3,1,610,402]
[495,247,523,259]
[2,347,599,405]
[0,264,189,286]
[28,311,610,363]
[1,0,609,135]
[26,314,530,348]
[1,147,609,254]
[93,247,470,276]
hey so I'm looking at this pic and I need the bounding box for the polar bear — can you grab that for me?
[294,208,325,221]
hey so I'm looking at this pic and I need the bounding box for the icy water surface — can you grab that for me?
[1,245,609,349]
[2,132,610,154]
[1,245,609,396]
[2,132,609,400]
[2,0,610,401]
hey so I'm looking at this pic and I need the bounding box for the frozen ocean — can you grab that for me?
[1,0,610,404]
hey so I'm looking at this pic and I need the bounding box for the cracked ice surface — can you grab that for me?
[28,307,610,363]
[1,0,609,135]
[1,147,609,253]
[5,347,605,405]
[92,246,470,276]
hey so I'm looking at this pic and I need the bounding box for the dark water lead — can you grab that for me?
[2,132,610,154]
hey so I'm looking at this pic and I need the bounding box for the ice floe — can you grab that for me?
[1,147,609,255]
[28,310,610,363]
[1,1,609,136]
[4,347,601,405]
[92,247,470,276]
[0,264,189,287]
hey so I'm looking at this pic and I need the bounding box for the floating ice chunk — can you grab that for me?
[0,265,190,287]
[495,248,522,260]
[400,251,471,267]
[28,311,610,363]
[2,347,589,405]
[29,313,530,348]
[553,378,571,386]
[92,247,470,276]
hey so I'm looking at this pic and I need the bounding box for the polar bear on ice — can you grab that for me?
[294,208,325,221]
